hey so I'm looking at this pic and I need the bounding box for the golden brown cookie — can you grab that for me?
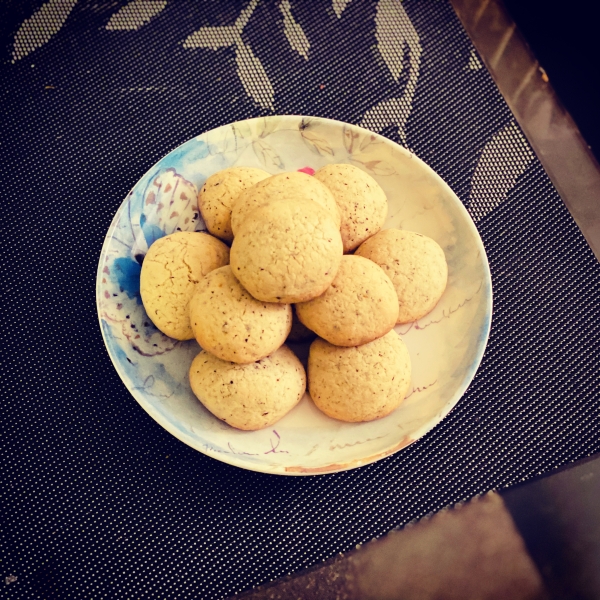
[230,197,343,303]
[230,171,341,236]
[189,345,306,430]
[198,167,270,242]
[314,163,388,252]
[355,229,448,324]
[308,330,411,422]
[295,255,398,346]
[189,265,292,364]
[140,231,230,340]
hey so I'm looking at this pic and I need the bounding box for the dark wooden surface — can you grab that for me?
[451,0,600,260]
[502,0,600,161]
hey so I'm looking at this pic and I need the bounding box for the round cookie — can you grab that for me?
[314,163,388,253]
[140,231,230,340]
[308,330,411,423]
[189,265,292,364]
[198,167,270,242]
[230,171,341,236]
[295,255,398,346]
[230,197,343,303]
[189,345,306,430]
[355,229,448,324]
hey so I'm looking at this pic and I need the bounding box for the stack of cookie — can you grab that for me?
[140,165,447,430]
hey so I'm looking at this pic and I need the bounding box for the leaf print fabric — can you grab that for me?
[12,0,79,61]
[4,2,600,600]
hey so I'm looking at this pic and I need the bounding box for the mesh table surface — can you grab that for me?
[1,1,599,598]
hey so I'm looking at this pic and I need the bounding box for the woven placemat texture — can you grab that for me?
[1,1,599,598]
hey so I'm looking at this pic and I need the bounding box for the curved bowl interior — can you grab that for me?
[96,115,492,475]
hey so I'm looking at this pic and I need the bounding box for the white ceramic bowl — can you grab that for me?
[96,115,492,475]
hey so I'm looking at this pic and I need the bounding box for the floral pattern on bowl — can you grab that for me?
[96,115,492,475]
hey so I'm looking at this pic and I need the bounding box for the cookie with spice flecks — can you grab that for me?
[140,231,229,340]
[314,163,388,252]
[295,255,398,346]
[230,171,341,236]
[308,330,411,423]
[230,197,343,303]
[355,229,448,324]
[189,345,306,430]
[198,167,270,243]
[189,265,292,364]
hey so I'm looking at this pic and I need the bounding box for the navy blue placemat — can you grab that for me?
[1,1,599,598]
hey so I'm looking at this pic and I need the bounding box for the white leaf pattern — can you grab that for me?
[361,97,404,133]
[182,26,238,50]
[12,0,79,62]
[350,156,396,176]
[182,0,275,111]
[300,129,334,156]
[235,0,260,30]
[279,0,310,59]
[252,139,284,170]
[105,0,167,31]
[467,48,483,70]
[332,0,352,18]
[376,0,418,82]
[360,0,422,146]
[257,116,281,138]
[468,121,535,222]
[235,42,275,111]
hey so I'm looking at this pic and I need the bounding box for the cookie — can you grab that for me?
[230,197,343,303]
[140,231,229,340]
[314,163,388,252]
[189,265,292,364]
[198,167,270,242]
[308,330,411,422]
[230,171,341,236]
[189,345,306,430]
[355,229,448,323]
[295,255,398,346]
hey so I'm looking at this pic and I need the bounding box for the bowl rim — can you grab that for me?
[96,114,493,475]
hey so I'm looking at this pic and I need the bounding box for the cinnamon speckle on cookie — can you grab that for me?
[308,330,411,422]
[230,197,343,303]
[314,163,387,252]
[190,265,292,363]
[198,167,270,242]
[140,231,229,340]
[189,345,306,430]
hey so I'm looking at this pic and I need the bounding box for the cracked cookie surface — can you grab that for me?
[308,330,411,422]
[230,171,341,236]
[190,265,292,364]
[356,229,448,324]
[314,163,388,252]
[198,167,271,242]
[198,166,270,243]
[296,255,399,346]
[230,197,343,303]
[189,345,306,430]
[140,231,230,340]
